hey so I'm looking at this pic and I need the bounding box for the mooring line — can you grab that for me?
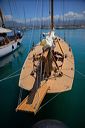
[38,93,61,112]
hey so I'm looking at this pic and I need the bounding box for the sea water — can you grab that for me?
[0,29,85,128]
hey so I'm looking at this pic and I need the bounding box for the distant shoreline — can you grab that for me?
[8,25,85,30]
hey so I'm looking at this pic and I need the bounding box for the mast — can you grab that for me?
[50,0,54,30]
[0,8,5,27]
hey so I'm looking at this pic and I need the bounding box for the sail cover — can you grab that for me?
[0,27,12,33]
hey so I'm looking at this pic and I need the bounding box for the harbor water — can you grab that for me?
[0,29,85,128]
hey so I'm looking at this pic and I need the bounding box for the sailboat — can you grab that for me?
[0,9,23,57]
[16,0,74,114]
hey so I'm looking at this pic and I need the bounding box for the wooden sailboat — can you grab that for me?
[0,9,23,57]
[16,0,74,114]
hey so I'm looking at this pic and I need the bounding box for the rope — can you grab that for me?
[7,68,21,77]
[38,93,61,112]
[0,54,83,84]
[67,58,85,78]
[0,54,85,113]
[0,74,20,83]
[37,55,85,112]
[18,88,23,105]
[75,69,85,78]
[57,38,64,55]
[0,48,85,85]
[0,68,21,83]
[37,67,85,112]
[40,59,42,82]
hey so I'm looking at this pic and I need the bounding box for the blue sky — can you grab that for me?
[0,0,85,23]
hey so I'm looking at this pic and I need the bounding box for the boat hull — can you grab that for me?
[0,38,22,57]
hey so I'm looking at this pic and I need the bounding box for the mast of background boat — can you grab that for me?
[0,8,5,28]
[8,0,16,40]
[50,0,54,30]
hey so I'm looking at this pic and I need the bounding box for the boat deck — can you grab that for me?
[16,84,49,114]
[19,37,74,93]
[16,36,74,114]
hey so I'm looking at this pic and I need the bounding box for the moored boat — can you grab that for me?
[0,9,23,57]
[16,0,75,114]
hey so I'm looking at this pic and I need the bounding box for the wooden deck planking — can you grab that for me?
[19,37,74,93]
[16,37,74,113]
[19,45,42,90]
[16,84,49,114]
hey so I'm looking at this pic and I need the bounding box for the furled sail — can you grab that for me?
[0,27,12,33]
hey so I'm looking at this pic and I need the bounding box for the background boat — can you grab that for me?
[0,9,23,57]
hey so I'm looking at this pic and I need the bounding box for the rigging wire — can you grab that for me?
[39,0,43,41]
[29,0,39,50]
[13,0,20,23]
[49,0,51,15]
[48,0,51,29]
[15,3,27,103]
[13,0,22,31]
[13,0,25,36]
[38,93,61,112]
[42,1,44,31]
[22,5,27,36]
[62,0,66,41]
[8,0,15,30]
[23,6,26,30]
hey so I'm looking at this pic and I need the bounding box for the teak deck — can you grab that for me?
[19,37,74,93]
[16,37,74,113]
[16,84,49,114]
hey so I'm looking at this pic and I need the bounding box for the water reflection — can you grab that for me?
[0,45,25,68]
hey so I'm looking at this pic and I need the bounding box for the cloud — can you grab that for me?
[2,10,85,25]
[15,19,25,23]
[4,15,13,21]
[64,11,85,20]
[0,14,13,26]
[82,11,85,16]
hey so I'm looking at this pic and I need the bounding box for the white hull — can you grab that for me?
[0,38,22,57]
